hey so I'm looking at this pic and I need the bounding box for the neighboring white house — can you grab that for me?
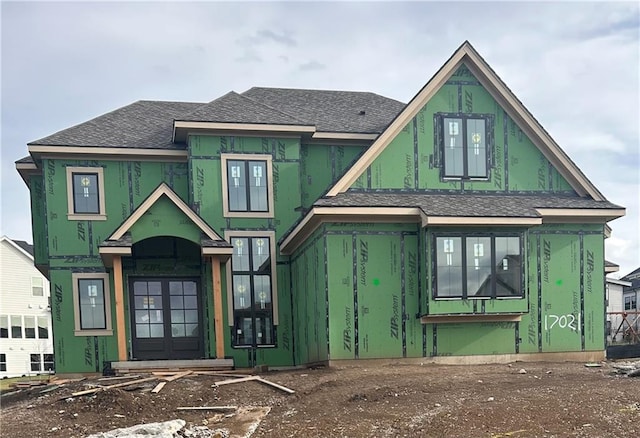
[606,276,633,343]
[0,236,54,378]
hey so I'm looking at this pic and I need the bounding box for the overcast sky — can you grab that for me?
[1,1,638,276]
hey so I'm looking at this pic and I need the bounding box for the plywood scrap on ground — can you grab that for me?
[256,377,295,394]
[151,381,166,393]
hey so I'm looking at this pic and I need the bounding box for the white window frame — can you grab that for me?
[72,272,113,336]
[66,166,107,220]
[32,277,44,296]
[221,154,274,218]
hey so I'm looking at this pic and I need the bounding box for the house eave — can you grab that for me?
[536,208,625,223]
[173,121,316,142]
[27,145,187,162]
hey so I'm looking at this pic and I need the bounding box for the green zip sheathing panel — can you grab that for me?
[128,195,201,245]
[420,224,605,357]
[290,229,328,365]
[29,174,48,267]
[325,224,420,360]
[300,144,366,207]
[49,269,119,373]
[433,322,517,356]
[348,64,575,194]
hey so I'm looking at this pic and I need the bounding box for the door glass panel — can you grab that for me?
[184,310,198,323]
[149,324,164,337]
[172,324,186,337]
[185,324,198,337]
[170,295,184,309]
[233,275,251,309]
[184,295,197,309]
[171,310,184,323]
[135,310,149,323]
[183,282,197,295]
[148,282,162,295]
[136,325,150,338]
[169,281,183,295]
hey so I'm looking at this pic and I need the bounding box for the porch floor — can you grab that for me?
[111,358,234,374]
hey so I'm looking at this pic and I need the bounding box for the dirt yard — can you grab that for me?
[1,360,638,438]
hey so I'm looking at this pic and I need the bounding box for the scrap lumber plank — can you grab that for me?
[256,377,295,394]
[69,376,157,397]
[151,381,167,393]
[176,406,237,411]
[213,375,261,387]
[98,375,141,381]
[194,372,248,378]
[162,370,193,382]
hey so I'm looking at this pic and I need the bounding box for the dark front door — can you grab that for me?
[130,278,203,360]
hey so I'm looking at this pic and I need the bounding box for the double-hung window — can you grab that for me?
[625,295,637,311]
[435,234,523,299]
[66,166,107,220]
[72,273,113,336]
[221,154,274,218]
[32,277,44,296]
[439,114,490,178]
[226,231,277,347]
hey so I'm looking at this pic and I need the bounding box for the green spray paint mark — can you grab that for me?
[373,278,380,286]
[556,279,563,286]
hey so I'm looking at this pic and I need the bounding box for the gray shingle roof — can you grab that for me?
[13,239,34,256]
[177,92,309,126]
[242,87,406,133]
[15,156,34,164]
[27,88,406,148]
[314,193,622,217]
[29,100,203,149]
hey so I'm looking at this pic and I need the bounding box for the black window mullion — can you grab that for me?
[243,162,252,212]
[490,237,497,298]
[462,115,469,178]
[461,238,468,299]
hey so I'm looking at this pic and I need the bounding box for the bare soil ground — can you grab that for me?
[1,360,638,438]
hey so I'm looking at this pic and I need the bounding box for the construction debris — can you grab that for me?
[611,360,640,377]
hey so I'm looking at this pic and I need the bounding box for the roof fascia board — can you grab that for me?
[327,50,466,196]
[311,132,379,141]
[280,206,426,254]
[28,145,187,161]
[0,236,34,261]
[15,163,41,185]
[606,278,631,286]
[460,48,602,200]
[536,208,625,221]
[109,183,222,241]
[174,121,316,142]
[425,216,542,226]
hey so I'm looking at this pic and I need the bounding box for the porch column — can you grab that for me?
[211,257,225,358]
[113,255,127,361]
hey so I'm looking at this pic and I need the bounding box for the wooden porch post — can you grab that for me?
[113,255,127,361]
[211,257,225,358]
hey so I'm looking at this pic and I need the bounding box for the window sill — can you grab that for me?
[74,329,113,336]
[223,211,274,219]
[68,213,107,221]
[433,296,524,301]
[442,177,490,182]
[420,313,523,324]
[232,344,276,349]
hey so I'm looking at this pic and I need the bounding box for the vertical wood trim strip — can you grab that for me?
[113,255,127,361]
[212,257,225,359]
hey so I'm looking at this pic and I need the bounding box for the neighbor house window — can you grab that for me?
[625,295,637,311]
[43,354,55,372]
[0,353,6,372]
[30,354,41,372]
[221,154,274,218]
[72,273,113,336]
[32,277,44,296]
[0,316,7,338]
[438,114,491,178]
[10,316,22,338]
[37,316,48,339]
[24,316,36,339]
[435,234,522,299]
[225,231,277,347]
[66,166,107,220]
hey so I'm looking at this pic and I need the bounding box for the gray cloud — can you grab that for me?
[298,60,326,72]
